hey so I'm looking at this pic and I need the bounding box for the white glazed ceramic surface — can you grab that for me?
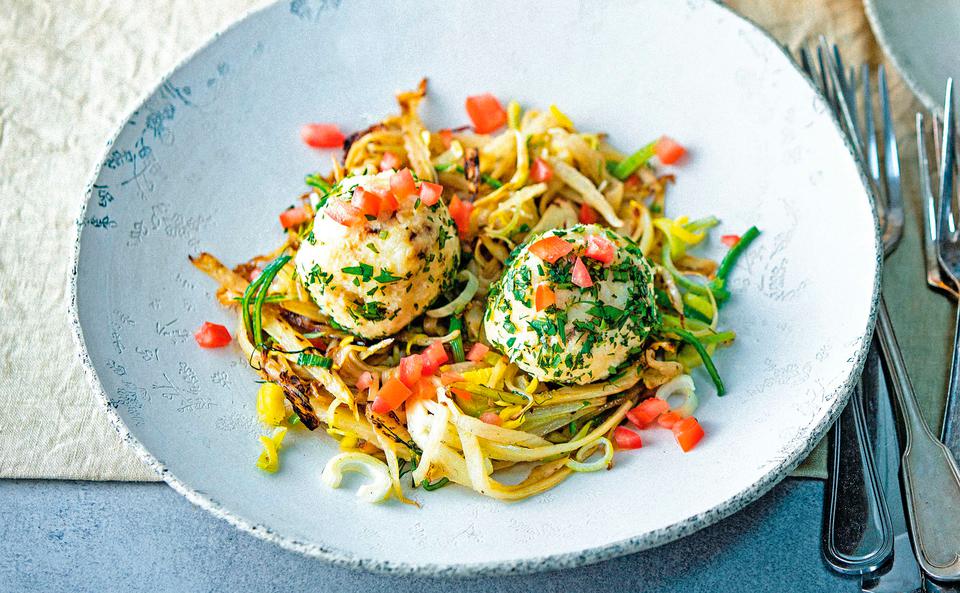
[865,0,960,113]
[72,0,880,575]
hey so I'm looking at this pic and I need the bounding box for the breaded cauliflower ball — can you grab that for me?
[484,224,659,384]
[296,171,460,339]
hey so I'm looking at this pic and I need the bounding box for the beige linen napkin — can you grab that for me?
[0,0,950,481]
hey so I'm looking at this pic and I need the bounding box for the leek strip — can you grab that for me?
[612,140,656,180]
[481,398,633,462]
[536,365,641,405]
[548,158,624,227]
[426,271,478,317]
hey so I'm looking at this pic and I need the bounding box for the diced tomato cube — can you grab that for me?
[390,168,418,201]
[420,342,449,375]
[535,283,556,311]
[721,234,741,247]
[300,123,345,149]
[657,411,682,429]
[530,157,553,183]
[571,257,593,288]
[465,93,507,134]
[450,386,473,402]
[370,377,412,414]
[466,343,490,362]
[673,417,705,452]
[578,203,598,224]
[419,181,443,206]
[613,426,643,450]
[448,194,473,238]
[380,151,401,172]
[528,236,573,264]
[351,187,381,218]
[194,322,231,348]
[325,201,362,226]
[356,371,374,391]
[438,129,454,149]
[279,206,310,229]
[378,191,399,217]
[440,371,464,385]
[397,354,423,388]
[626,398,670,428]
[480,411,502,426]
[584,235,615,265]
[655,136,686,165]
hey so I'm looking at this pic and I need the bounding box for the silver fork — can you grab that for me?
[863,74,960,582]
[799,42,895,578]
[928,80,960,461]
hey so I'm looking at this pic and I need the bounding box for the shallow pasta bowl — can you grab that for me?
[71,0,880,576]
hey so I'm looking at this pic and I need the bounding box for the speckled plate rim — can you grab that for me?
[863,0,941,114]
[68,0,882,577]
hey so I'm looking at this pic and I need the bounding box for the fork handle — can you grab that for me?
[822,376,893,574]
[876,297,960,581]
[941,304,960,459]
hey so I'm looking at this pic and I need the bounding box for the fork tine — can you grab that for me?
[863,66,880,187]
[879,65,903,247]
[820,39,865,163]
[939,78,957,244]
[816,43,833,106]
[799,47,813,79]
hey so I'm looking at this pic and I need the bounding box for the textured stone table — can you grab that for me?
[2,478,850,592]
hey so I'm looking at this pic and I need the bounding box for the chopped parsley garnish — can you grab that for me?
[374,269,403,284]
[342,263,374,282]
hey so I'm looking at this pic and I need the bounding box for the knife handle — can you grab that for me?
[823,376,893,574]
[876,297,960,582]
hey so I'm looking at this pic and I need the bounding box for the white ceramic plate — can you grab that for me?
[865,0,960,113]
[72,0,880,576]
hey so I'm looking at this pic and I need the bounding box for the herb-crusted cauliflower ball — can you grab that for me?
[484,224,659,384]
[295,170,460,339]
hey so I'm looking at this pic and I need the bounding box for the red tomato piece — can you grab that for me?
[466,343,490,362]
[412,377,437,403]
[721,234,741,247]
[450,386,473,402]
[356,371,374,391]
[480,411,503,426]
[584,235,616,265]
[397,354,424,388]
[448,194,473,238]
[438,129,454,149]
[279,206,310,229]
[534,283,556,311]
[420,342,449,375]
[419,181,443,206]
[465,93,507,134]
[440,371,464,385]
[379,151,401,172]
[673,417,705,452]
[578,202,598,224]
[571,257,594,288]
[370,377,412,414]
[390,168,418,201]
[530,157,553,183]
[351,187,381,218]
[626,398,670,428]
[528,236,574,264]
[377,191,399,217]
[657,411,682,429]
[194,322,231,348]
[613,426,643,450]
[656,136,686,165]
[325,201,362,226]
[300,123,345,149]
